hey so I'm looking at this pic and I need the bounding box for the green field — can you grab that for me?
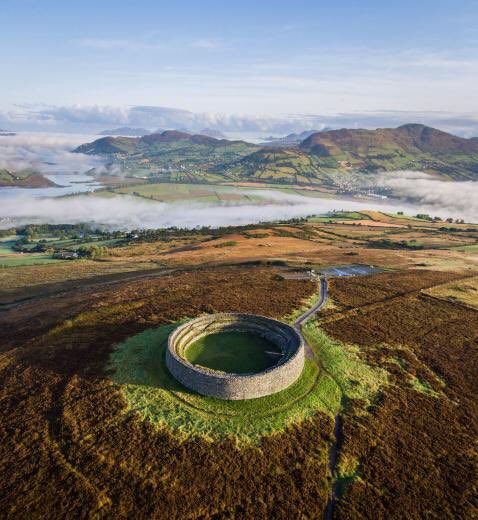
[0,254,63,267]
[308,211,370,222]
[111,182,263,203]
[0,242,16,254]
[185,331,281,373]
[449,243,478,252]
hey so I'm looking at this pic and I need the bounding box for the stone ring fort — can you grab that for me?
[166,313,305,400]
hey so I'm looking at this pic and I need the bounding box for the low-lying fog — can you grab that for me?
[1,183,477,230]
[1,133,477,229]
[0,132,106,173]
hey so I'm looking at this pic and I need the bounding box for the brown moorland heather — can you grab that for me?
[0,266,333,518]
[322,272,478,519]
[1,262,477,518]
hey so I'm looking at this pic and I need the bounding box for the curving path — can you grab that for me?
[293,277,342,520]
[294,277,328,362]
[294,277,328,327]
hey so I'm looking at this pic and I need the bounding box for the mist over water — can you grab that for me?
[0,132,105,173]
[0,185,476,230]
[373,171,478,221]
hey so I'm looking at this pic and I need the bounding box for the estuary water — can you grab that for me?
[0,173,103,200]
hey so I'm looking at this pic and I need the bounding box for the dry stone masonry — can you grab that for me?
[166,313,305,400]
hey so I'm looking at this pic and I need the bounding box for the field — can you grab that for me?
[422,275,478,309]
[185,331,281,373]
[0,254,63,267]
[111,182,261,203]
[0,215,477,517]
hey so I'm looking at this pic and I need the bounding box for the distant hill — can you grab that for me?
[0,169,58,188]
[260,129,326,147]
[74,124,478,184]
[298,124,478,180]
[75,130,257,181]
[98,127,150,136]
[199,128,227,139]
[149,128,227,139]
[301,124,478,155]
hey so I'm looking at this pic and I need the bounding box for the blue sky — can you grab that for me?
[1,0,477,134]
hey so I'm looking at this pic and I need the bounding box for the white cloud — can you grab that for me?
[0,132,105,173]
[1,104,478,138]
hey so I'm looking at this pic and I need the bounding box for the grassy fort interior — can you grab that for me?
[185,330,281,373]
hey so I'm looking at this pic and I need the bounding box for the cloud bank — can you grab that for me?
[1,105,478,138]
[0,133,105,173]
[375,171,478,221]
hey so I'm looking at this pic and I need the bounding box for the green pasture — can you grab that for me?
[0,254,63,267]
[308,211,369,223]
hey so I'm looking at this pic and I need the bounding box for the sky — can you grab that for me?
[1,0,478,135]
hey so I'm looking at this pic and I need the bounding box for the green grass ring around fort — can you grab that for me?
[166,313,305,400]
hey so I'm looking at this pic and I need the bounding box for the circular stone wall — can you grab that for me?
[166,313,305,400]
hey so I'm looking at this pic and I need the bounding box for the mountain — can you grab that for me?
[149,128,227,138]
[98,127,151,136]
[301,124,478,155]
[260,129,326,147]
[298,124,478,179]
[75,131,257,181]
[74,125,478,184]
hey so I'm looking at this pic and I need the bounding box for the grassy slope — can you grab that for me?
[423,275,478,308]
[299,124,478,180]
[76,132,257,180]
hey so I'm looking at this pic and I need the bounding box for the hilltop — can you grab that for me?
[299,124,478,179]
[75,124,478,183]
[0,213,477,518]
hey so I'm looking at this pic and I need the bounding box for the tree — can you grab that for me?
[77,245,109,259]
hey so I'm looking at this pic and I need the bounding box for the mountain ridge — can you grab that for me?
[75,124,478,183]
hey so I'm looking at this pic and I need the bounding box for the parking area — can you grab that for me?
[318,264,384,277]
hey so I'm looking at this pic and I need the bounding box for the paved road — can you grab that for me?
[294,277,328,328]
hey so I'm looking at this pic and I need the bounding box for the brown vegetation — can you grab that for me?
[322,272,478,518]
[1,217,477,518]
[0,266,333,517]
